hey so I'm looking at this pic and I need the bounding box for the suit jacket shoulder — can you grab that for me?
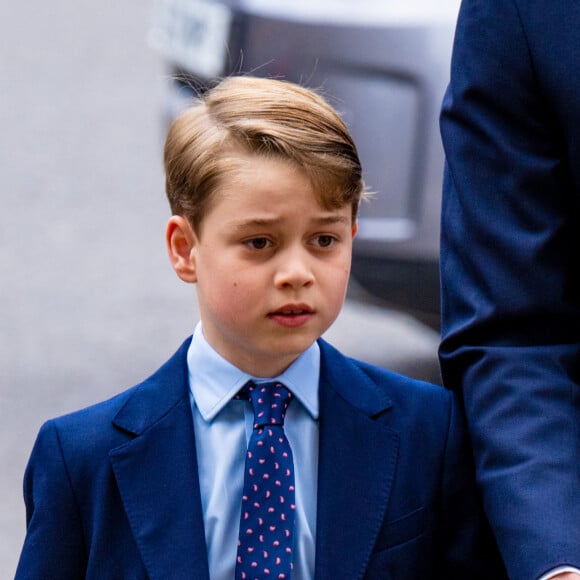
[49,337,192,441]
[318,337,453,426]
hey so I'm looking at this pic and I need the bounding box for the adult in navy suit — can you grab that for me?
[440,1,580,579]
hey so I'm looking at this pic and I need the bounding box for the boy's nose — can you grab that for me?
[274,249,315,289]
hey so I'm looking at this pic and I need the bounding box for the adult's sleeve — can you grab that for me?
[15,421,87,579]
[439,1,580,579]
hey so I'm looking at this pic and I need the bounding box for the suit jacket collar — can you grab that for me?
[315,339,399,579]
[107,337,399,580]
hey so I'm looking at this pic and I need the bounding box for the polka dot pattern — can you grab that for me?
[235,381,296,580]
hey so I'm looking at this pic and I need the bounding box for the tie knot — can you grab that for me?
[237,381,292,428]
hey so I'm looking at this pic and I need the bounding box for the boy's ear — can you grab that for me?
[166,215,198,283]
[351,221,358,238]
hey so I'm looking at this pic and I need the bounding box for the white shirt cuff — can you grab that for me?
[538,566,580,580]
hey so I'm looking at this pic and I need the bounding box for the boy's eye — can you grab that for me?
[245,237,271,250]
[314,235,336,248]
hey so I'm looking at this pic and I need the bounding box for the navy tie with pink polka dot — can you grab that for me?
[235,381,296,580]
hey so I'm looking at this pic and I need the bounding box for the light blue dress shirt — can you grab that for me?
[187,323,320,580]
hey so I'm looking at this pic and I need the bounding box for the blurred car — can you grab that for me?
[149,0,460,328]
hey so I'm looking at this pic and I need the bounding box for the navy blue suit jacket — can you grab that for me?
[16,338,504,579]
[440,1,580,578]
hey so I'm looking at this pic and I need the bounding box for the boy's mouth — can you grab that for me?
[268,304,314,327]
[270,304,313,316]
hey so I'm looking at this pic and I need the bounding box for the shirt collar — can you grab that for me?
[187,322,320,422]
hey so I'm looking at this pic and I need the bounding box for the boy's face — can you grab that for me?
[167,155,357,377]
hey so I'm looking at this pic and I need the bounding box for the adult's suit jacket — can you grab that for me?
[16,338,504,579]
[440,1,580,579]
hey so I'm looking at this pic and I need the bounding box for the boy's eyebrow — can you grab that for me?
[231,215,351,230]
[313,215,351,226]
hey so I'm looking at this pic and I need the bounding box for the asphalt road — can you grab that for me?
[0,0,440,576]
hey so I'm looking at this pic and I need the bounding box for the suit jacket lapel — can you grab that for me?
[315,340,400,580]
[109,339,210,580]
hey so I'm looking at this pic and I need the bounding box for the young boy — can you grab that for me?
[16,76,506,579]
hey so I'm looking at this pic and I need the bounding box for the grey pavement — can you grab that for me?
[0,1,439,576]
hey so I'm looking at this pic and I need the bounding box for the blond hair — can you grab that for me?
[164,76,365,232]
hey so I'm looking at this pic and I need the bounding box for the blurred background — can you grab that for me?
[0,0,448,576]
